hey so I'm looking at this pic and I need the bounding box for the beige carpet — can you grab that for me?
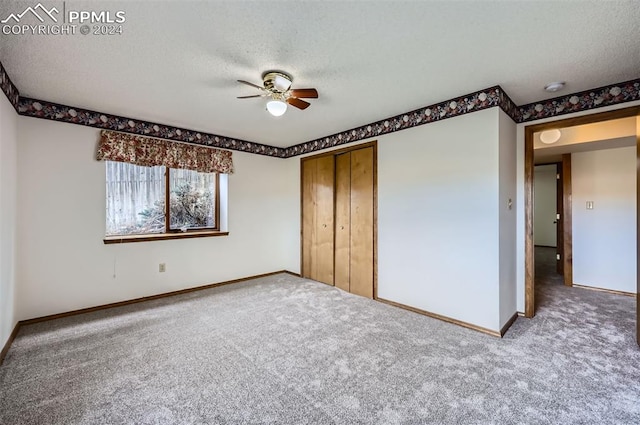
[1,259,638,424]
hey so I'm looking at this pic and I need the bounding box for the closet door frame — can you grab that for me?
[299,141,378,298]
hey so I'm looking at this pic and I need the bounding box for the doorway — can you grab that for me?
[533,156,572,287]
[524,105,640,345]
[533,163,563,290]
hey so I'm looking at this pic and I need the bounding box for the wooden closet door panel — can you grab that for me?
[350,147,374,298]
[301,159,317,280]
[334,153,351,291]
[315,155,335,285]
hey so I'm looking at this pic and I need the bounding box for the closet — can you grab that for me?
[301,142,376,298]
[301,155,335,285]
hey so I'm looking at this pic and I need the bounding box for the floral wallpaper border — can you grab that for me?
[497,88,521,123]
[286,86,510,156]
[2,59,639,158]
[0,62,20,111]
[16,96,286,158]
[518,78,640,122]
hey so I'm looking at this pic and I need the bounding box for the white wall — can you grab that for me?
[376,108,503,331]
[16,117,299,320]
[282,156,301,273]
[294,108,515,332]
[0,94,18,349]
[534,164,557,247]
[572,146,636,293]
[498,110,517,328]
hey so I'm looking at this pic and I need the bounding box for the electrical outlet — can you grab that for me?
[159,263,166,273]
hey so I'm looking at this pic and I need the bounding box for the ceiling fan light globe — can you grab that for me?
[267,100,287,117]
[274,75,292,92]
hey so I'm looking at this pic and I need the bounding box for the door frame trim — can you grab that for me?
[524,105,640,318]
[561,154,573,287]
[636,114,640,344]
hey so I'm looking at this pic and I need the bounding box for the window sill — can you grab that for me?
[103,230,229,244]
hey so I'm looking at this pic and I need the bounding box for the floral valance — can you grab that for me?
[96,130,234,174]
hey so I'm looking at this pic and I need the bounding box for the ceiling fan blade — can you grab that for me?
[237,80,265,90]
[290,88,318,98]
[287,97,311,110]
[237,94,267,99]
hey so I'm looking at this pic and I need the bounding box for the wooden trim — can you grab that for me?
[0,271,300,363]
[573,283,635,297]
[500,312,519,337]
[0,322,21,366]
[299,158,305,278]
[525,106,640,134]
[524,126,535,318]
[373,143,378,300]
[19,270,293,326]
[517,311,526,317]
[103,230,229,244]
[561,154,573,287]
[637,113,640,345]
[376,297,502,337]
[524,105,640,318]
[556,162,563,276]
[534,245,557,248]
[299,141,378,163]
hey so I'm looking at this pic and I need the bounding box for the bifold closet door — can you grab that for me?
[349,147,374,298]
[334,147,374,298]
[302,156,335,285]
[335,153,351,292]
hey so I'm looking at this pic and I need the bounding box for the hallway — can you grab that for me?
[528,246,636,343]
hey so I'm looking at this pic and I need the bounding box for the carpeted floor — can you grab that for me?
[1,251,639,424]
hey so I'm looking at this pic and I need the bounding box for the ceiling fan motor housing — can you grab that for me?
[262,71,293,93]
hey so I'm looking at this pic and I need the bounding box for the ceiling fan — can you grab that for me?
[237,71,318,116]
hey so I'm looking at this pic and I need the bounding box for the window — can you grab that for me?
[105,161,219,238]
[168,168,218,231]
[97,129,232,242]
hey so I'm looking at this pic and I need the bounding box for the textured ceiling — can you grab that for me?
[1,0,639,148]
